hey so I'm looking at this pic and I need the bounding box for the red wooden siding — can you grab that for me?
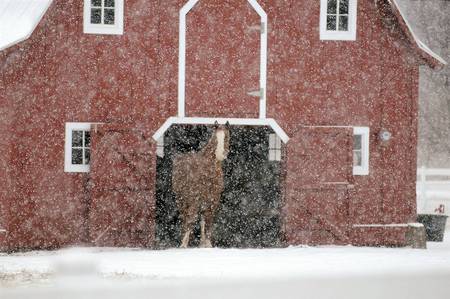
[0,0,427,250]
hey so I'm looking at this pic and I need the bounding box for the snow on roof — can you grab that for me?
[0,0,53,51]
[388,0,447,68]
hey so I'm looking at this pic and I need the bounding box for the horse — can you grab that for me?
[172,122,230,248]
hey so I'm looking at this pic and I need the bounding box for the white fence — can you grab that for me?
[416,167,450,215]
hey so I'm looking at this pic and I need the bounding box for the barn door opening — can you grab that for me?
[155,125,282,248]
[185,1,261,118]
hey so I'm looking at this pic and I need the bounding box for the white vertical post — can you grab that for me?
[179,0,200,118]
[259,19,267,119]
[178,10,186,118]
[248,0,268,119]
[420,166,427,211]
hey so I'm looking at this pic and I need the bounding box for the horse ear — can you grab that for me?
[214,121,219,129]
[225,121,230,129]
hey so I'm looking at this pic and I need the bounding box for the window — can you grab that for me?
[84,0,124,35]
[353,127,369,175]
[268,133,282,161]
[320,0,357,41]
[65,123,91,173]
[156,137,164,158]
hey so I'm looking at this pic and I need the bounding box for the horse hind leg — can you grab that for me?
[199,215,211,248]
[180,201,197,248]
[200,208,215,248]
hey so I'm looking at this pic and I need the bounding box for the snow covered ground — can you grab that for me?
[1,234,450,299]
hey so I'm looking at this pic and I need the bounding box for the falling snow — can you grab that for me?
[0,0,449,297]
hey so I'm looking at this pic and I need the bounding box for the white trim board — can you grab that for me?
[152,117,289,143]
[353,223,423,228]
[178,0,268,119]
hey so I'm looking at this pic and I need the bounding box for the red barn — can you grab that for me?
[0,0,446,251]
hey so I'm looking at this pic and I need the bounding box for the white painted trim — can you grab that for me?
[152,117,289,143]
[0,229,6,233]
[320,0,357,41]
[65,122,91,173]
[302,125,355,129]
[353,223,412,228]
[353,126,369,176]
[83,0,124,35]
[178,0,268,118]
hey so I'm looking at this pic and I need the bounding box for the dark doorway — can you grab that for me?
[155,125,282,248]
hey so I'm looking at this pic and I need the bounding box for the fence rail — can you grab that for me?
[416,167,450,214]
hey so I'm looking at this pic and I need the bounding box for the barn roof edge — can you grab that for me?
[387,0,447,69]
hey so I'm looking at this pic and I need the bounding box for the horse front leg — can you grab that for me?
[180,229,191,248]
[180,202,197,248]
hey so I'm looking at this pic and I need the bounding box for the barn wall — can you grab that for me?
[0,0,421,250]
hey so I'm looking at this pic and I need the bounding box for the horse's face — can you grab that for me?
[214,125,230,161]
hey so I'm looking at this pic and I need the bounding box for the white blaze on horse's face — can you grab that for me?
[215,130,226,161]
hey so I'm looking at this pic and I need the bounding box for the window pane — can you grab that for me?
[276,150,281,161]
[353,150,362,167]
[354,135,362,150]
[84,149,91,165]
[327,15,337,31]
[104,9,115,25]
[339,16,349,31]
[91,0,102,7]
[327,0,337,14]
[72,149,83,165]
[85,131,91,147]
[269,134,275,148]
[72,131,83,147]
[156,146,164,158]
[105,0,115,7]
[339,0,349,14]
[269,150,275,161]
[275,136,282,149]
[91,8,102,24]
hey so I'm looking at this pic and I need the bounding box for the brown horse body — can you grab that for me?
[172,124,230,248]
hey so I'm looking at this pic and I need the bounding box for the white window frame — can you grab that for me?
[353,126,369,175]
[65,122,91,173]
[320,0,358,41]
[268,133,282,161]
[83,0,124,35]
[156,137,164,158]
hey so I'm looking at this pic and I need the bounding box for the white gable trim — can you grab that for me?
[152,117,289,144]
[154,1,289,144]
[178,0,268,119]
